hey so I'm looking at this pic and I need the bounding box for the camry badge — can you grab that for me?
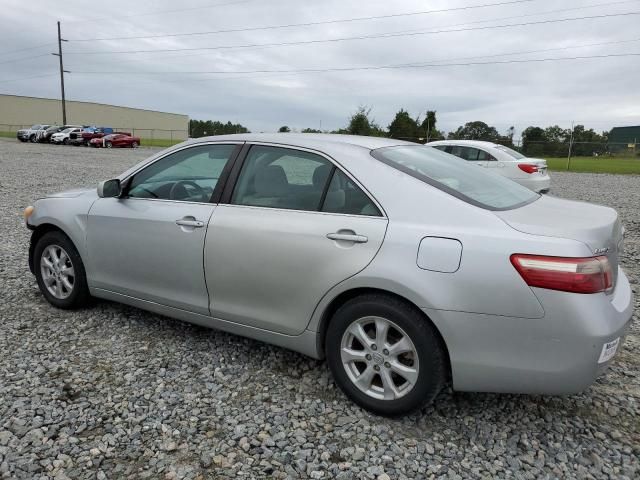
[594,247,609,254]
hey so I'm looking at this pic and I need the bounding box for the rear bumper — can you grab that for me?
[515,174,551,193]
[427,267,634,394]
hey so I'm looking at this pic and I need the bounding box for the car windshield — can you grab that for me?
[371,145,539,210]
[494,145,526,160]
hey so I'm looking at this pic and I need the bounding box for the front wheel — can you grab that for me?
[105,141,113,148]
[325,294,447,416]
[34,231,90,309]
[62,138,68,145]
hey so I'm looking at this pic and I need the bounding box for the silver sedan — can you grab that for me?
[25,134,633,416]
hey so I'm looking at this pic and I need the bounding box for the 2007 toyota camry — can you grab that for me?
[24,134,633,416]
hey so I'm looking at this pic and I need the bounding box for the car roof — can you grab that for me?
[188,133,416,151]
[427,140,501,148]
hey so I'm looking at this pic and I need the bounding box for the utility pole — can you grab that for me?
[52,21,69,124]
[566,121,575,171]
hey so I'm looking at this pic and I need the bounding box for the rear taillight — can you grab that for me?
[518,164,539,174]
[510,254,613,294]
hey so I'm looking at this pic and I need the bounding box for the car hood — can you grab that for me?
[496,194,623,283]
[44,187,95,199]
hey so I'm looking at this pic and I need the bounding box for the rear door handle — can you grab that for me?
[327,232,368,243]
[176,218,204,228]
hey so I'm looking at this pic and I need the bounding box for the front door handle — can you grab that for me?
[176,217,204,228]
[327,232,368,243]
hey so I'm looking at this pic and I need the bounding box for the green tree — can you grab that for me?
[521,126,547,156]
[189,119,249,137]
[388,109,418,141]
[278,126,291,133]
[301,128,322,133]
[419,110,443,141]
[448,121,500,141]
[346,106,385,136]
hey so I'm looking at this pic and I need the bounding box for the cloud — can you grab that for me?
[1,0,638,136]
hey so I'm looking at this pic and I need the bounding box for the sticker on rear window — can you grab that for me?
[598,337,620,364]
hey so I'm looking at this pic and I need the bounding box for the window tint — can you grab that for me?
[432,145,447,152]
[476,149,496,161]
[128,144,235,203]
[232,145,332,211]
[321,170,381,216]
[372,146,538,210]
[450,146,480,161]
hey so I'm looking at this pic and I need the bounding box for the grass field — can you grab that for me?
[545,156,640,174]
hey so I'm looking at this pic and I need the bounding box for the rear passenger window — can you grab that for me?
[450,146,480,161]
[321,170,381,216]
[232,145,332,211]
[477,149,496,161]
[231,145,381,216]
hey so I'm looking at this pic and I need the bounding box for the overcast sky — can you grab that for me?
[1,0,639,137]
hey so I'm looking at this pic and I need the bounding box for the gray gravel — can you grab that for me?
[0,139,638,480]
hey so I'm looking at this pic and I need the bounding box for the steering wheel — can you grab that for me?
[169,180,207,202]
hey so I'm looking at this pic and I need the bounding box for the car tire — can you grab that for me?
[105,141,113,148]
[29,135,36,143]
[131,141,138,148]
[325,293,447,416]
[34,231,90,309]
[62,138,68,145]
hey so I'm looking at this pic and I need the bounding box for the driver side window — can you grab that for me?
[128,144,236,203]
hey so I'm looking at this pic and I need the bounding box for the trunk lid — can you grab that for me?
[496,195,622,288]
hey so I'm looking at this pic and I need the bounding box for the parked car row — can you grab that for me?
[16,124,141,148]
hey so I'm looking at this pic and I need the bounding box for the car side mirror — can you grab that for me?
[97,179,121,198]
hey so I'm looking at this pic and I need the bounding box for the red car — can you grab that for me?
[90,134,141,148]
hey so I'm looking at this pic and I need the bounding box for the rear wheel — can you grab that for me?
[326,294,447,416]
[131,141,139,148]
[34,231,90,309]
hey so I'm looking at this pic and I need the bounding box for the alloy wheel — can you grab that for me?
[40,245,75,299]
[340,316,419,400]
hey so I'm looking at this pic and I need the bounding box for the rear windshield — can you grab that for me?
[494,145,526,160]
[371,145,539,211]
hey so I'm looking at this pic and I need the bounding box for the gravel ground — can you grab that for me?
[0,139,638,480]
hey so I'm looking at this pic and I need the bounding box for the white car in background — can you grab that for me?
[51,127,83,145]
[427,140,551,193]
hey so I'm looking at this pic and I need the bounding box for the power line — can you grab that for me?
[69,37,640,81]
[64,11,640,55]
[0,42,56,58]
[141,0,640,62]
[0,73,58,84]
[70,52,640,76]
[65,0,257,24]
[0,53,52,66]
[68,0,540,42]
